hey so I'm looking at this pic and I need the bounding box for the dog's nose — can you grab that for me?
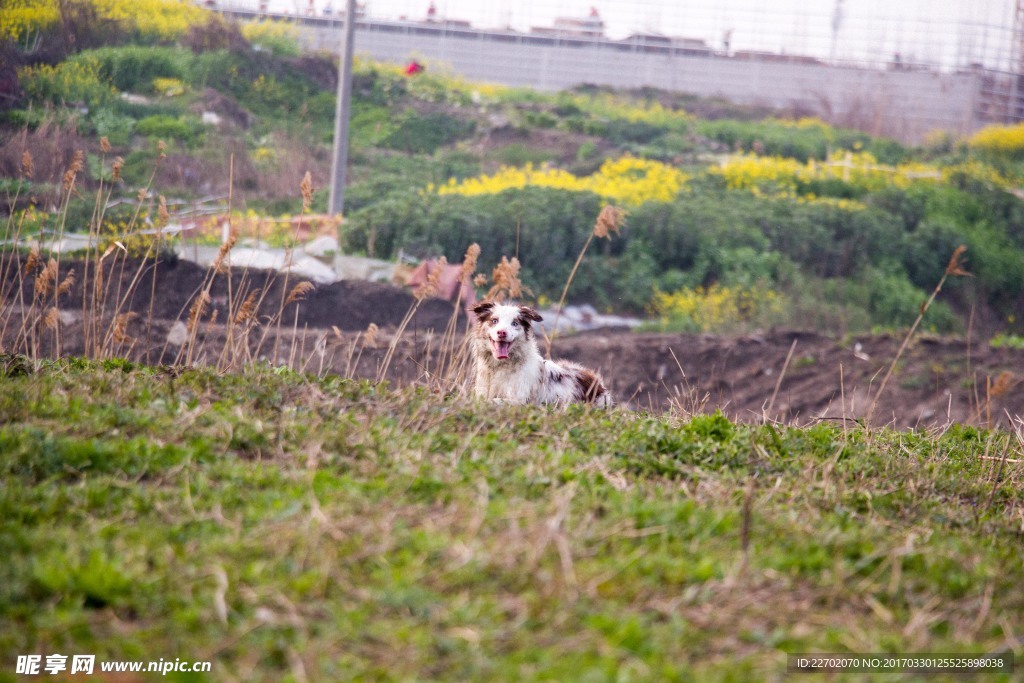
[496,330,507,340]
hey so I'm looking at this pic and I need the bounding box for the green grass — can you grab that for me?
[1,356,1022,681]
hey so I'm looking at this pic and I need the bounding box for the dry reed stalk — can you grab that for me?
[364,322,379,348]
[378,258,447,383]
[14,257,57,356]
[21,150,34,179]
[270,171,314,366]
[95,144,166,358]
[765,338,798,421]
[23,248,41,277]
[56,269,75,296]
[664,347,710,418]
[485,256,523,302]
[0,153,33,296]
[0,158,40,354]
[50,144,84,358]
[187,291,211,333]
[546,205,624,358]
[233,288,262,326]
[285,281,315,306]
[983,431,1014,516]
[437,243,479,387]
[300,171,314,213]
[34,258,58,302]
[112,312,138,344]
[866,245,970,428]
[299,330,332,376]
[178,290,212,366]
[338,322,380,379]
[144,195,171,362]
[42,307,59,331]
[218,277,268,370]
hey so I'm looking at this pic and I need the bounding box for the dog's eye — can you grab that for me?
[511,320,520,327]
[490,318,498,325]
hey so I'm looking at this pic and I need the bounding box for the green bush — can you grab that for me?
[521,109,558,129]
[863,268,959,331]
[87,107,136,145]
[379,110,476,155]
[18,58,115,108]
[694,118,891,162]
[134,114,203,145]
[492,143,556,167]
[73,46,189,93]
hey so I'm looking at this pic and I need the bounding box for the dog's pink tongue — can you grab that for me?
[492,339,511,359]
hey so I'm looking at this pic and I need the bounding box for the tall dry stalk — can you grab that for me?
[866,245,971,427]
[378,256,446,383]
[270,171,314,365]
[86,141,165,358]
[546,205,624,358]
[0,152,37,353]
[434,243,480,390]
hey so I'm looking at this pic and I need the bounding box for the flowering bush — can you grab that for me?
[91,0,207,41]
[18,58,116,108]
[708,150,1016,205]
[560,92,692,130]
[434,156,688,207]
[0,0,60,42]
[651,284,783,333]
[967,122,1024,157]
[241,20,300,57]
[152,77,185,97]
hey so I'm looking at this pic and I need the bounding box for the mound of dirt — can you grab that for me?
[553,329,1024,428]
[3,255,461,332]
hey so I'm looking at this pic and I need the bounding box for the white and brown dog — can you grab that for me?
[470,301,612,407]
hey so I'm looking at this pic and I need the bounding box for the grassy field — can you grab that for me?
[1,356,1022,681]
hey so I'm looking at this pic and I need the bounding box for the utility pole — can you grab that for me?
[328,0,357,216]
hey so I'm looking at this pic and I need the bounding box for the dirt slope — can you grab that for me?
[553,329,1023,428]
[4,257,1022,428]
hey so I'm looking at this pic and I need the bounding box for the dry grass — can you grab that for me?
[866,245,971,428]
[546,204,624,358]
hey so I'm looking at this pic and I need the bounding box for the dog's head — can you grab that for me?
[472,301,543,361]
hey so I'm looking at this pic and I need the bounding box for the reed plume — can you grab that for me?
[300,171,314,213]
[20,151,33,179]
[233,289,262,325]
[285,281,315,306]
[43,307,60,331]
[34,258,58,301]
[57,269,75,296]
[187,291,211,333]
[415,257,447,301]
[113,312,137,344]
[486,256,522,302]
[547,205,625,356]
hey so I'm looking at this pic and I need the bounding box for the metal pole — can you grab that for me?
[328,0,357,216]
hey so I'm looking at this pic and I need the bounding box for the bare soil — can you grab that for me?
[5,257,1023,428]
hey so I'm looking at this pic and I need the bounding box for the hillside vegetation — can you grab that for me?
[2,0,1024,338]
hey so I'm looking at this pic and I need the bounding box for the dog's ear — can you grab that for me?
[471,301,495,321]
[518,306,543,323]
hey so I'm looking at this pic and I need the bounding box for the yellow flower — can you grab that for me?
[968,122,1024,156]
[436,156,688,207]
